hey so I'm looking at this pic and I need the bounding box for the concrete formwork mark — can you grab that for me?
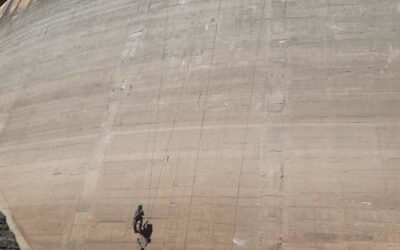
[230,0,268,249]
[64,1,147,248]
[181,0,223,249]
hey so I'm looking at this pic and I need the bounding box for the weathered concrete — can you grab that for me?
[0,0,400,249]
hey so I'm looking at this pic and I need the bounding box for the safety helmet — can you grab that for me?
[138,204,143,209]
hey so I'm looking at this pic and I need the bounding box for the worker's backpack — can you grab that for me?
[143,223,153,242]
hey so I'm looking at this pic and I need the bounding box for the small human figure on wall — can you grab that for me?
[133,204,144,234]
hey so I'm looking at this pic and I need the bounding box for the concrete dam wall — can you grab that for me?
[0,0,399,249]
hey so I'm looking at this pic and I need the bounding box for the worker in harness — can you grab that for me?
[133,204,144,233]
[137,220,153,250]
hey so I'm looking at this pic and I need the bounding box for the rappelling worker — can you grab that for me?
[133,204,144,233]
[137,220,153,250]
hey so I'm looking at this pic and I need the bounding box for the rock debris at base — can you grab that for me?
[0,212,19,250]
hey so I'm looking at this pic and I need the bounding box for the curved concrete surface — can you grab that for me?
[0,0,400,249]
